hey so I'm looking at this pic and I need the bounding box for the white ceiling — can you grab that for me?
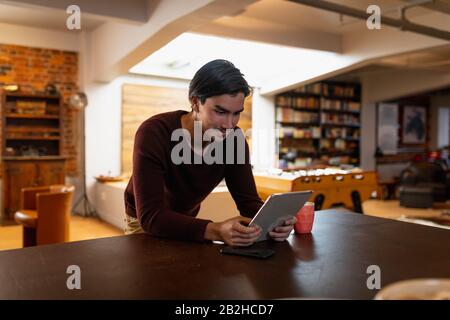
[378,43,450,72]
[129,32,342,87]
[0,0,447,37]
[0,2,104,31]
[329,43,450,84]
[209,0,439,36]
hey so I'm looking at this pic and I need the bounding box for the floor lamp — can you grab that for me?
[70,92,97,217]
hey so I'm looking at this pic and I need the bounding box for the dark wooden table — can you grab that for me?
[1,210,449,299]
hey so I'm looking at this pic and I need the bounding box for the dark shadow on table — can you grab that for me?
[215,233,318,299]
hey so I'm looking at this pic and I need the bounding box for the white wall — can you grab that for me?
[437,107,449,149]
[0,22,79,51]
[360,70,450,176]
[250,88,276,170]
[84,73,190,211]
[431,95,450,149]
[360,102,377,172]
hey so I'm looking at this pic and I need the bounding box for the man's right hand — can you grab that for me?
[204,217,262,247]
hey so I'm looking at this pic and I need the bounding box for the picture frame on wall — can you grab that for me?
[402,105,426,144]
[377,103,399,154]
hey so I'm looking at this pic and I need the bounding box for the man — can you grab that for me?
[124,59,295,246]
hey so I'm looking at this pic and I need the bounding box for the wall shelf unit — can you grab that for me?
[275,81,361,169]
[1,90,66,221]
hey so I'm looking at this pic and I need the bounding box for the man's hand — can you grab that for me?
[269,216,296,242]
[205,216,261,247]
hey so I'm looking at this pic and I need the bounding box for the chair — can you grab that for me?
[399,162,450,208]
[14,185,75,247]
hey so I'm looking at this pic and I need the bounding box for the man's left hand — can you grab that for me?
[269,216,297,241]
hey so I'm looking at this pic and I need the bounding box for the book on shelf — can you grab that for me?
[320,139,347,150]
[322,82,358,98]
[276,95,292,108]
[321,98,361,112]
[278,126,321,139]
[320,113,360,125]
[322,127,360,139]
[293,83,322,95]
[293,96,319,109]
[276,96,319,109]
[277,108,320,123]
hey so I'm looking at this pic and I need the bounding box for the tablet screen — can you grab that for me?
[249,191,313,242]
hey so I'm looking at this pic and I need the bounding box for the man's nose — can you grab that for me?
[222,115,234,129]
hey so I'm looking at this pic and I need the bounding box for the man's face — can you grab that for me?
[194,92,245,138]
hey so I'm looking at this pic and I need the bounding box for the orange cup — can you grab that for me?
[295,202,315,234]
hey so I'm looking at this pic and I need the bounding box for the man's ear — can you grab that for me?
[191,96,200,113]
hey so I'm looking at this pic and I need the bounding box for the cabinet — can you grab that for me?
[2,158,66,219]
[275,81,361,169]
[1,90,66,221]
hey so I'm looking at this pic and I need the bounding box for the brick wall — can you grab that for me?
[0,43,79,176]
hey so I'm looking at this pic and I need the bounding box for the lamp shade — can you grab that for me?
[69,92,88,109]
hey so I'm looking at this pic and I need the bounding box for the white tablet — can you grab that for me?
[249,191,313,242]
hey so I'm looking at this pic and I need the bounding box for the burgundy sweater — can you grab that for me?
[124,110,263,242]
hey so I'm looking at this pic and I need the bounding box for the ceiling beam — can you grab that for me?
[401,0,450,15]
[193,15,342,53]
[289,0,450,41]
[0,0,150,24]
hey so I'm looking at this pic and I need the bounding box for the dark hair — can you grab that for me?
[189,59,252,104]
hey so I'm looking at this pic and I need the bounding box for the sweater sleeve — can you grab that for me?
[132,121,212,242]
[224,129,264,218]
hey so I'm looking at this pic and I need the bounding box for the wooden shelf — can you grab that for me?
[5,113,60,119]
[320,150,358,156]
[288,92,321,98]
[3,91,60,100]
[293,152,319,157]
[321,109,360,115]
[277,121,320,127]
[321,137,359,141]
[2,156,68,161]
[281,148,358,156]
[376,152,426,164]
[6,136,60,140]
[322,95,360,102]
[280,137,321,140]
[276,106,320,113]
[6,127,60,133]
[280,92,360,101]
[321,123,360,128]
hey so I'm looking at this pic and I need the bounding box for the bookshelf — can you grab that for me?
[275,81,361,169]
[1,90,66,221]
[1,91,64,156]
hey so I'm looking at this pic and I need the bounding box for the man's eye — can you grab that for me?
[215,110,226,114]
